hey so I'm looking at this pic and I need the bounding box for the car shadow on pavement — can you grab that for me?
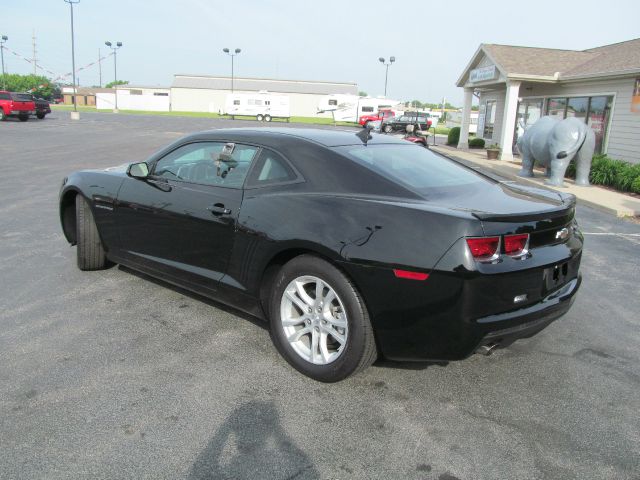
[186,400,320,480]
[117,265,268,331]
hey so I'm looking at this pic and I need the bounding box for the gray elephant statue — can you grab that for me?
[517,116,595,187]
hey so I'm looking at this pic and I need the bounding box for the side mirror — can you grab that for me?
[127,162,149,178]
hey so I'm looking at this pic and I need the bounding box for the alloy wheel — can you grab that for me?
[280,275,348,365]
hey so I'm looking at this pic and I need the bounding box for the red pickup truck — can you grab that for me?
[358,109,397,127]
[0,91,36,121]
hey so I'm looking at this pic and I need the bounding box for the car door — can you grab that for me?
[115,140,259,291]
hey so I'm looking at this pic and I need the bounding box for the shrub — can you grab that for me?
[565,161,576,178]
[613,163,640,191]
[447,127,460,146]
[468,138,485,148]
[631,176,640,194]
[589,155,623,186]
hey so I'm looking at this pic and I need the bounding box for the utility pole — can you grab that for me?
[64,0,80,119]
[32,30,37,75]
[0,36,7,90]
[98,48,102,87]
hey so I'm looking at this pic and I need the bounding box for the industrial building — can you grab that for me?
[170,74,358,118]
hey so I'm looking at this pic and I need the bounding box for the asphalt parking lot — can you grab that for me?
[1,111,639,480]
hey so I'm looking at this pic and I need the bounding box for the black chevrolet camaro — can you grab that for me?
[59,128,583,382]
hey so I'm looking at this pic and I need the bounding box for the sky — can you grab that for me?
[3,0,639,105]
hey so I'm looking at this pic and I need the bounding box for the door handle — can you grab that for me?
[208,203,232,216]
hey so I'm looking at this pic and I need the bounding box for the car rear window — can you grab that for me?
[336,144,487,191]
[11,93,33,101]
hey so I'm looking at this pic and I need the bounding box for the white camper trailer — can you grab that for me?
[317,94,403,123]
[224,92,290,121]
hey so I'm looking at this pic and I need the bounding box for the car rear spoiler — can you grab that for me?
[472,200,575,223]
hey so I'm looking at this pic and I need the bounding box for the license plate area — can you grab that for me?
[543,262,569,291]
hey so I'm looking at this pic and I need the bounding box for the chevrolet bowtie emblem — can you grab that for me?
[555,228,569,240]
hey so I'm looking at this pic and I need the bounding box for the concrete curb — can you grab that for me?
[431,146,640,218]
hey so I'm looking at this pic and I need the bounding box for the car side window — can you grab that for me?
[246,149,297,187]
[152,142,258,188]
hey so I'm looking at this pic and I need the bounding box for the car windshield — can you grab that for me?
[336,144,487,192]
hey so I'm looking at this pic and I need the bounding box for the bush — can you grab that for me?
[468,138,485,148]
[565,161,576,178]
[447,127,460,146]
[586,155,640,192]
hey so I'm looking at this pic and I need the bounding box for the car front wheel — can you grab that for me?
[18,115,28,122]
[383,124,393,133]
[37,112,46,119]
[76,195,109,270]
[269,255,378,382]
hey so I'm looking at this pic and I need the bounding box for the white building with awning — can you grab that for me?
[455,38,640,164]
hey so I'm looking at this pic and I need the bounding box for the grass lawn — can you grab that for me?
[51,105,359,127]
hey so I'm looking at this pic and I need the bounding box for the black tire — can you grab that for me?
[256,114,264,122]
[75,196,108,270]
[264,114,272,122]
[36,112,46,119]
[18,115,29,122]
[383,124,393,133]
[269,255,378,382]
[0,109,6,121]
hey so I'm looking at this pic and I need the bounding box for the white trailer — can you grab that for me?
[317,95,402,122]
[224,92,290,121]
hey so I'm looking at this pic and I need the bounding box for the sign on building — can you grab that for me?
[470,65,497,83]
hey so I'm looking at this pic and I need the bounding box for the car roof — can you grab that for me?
[183,127,410,148]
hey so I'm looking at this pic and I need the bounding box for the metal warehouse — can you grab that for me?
[170,74,358,118]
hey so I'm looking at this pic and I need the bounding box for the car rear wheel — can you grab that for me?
[256,114,264,122]
[18,115,29,122]
[264,114,272,122]
[383,124,393,133]
[36,113,46,119]
[269,255,377,382]
[76,195,109,270]
[0,109,6,121]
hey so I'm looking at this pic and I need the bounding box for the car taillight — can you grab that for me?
[504,233,529,256]
[466,236,500,261]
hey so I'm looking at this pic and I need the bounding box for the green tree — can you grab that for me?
[1,73,59,99]
[105,80,129,88]
[358,91,368,97]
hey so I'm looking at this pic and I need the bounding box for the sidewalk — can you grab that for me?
[431,145,640,218]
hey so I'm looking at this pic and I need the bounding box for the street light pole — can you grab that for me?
[63,0,80,118]
[105,41,123,111]
[378,56,395,97]
[223,48,241,93]
[0,35,7,91]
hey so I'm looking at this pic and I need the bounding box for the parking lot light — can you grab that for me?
[223,48,241,93]
[63,0,80,118]
[105,41,123,112]
[378,56,395,97]
[1,35,8,90]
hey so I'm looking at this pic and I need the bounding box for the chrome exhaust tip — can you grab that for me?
[476,343,499,356]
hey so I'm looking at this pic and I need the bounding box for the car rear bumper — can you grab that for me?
[11,110,34,115]
[341,250,582,362]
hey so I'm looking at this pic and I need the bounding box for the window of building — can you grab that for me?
[130,89,143,95]
[265,100,271,106]
[547,98,567,119]
[483,100,496,138]
[153,92,169,96]
[545,95,613,154]
[328,99,338,106]
[233,99,240,105]
[361,106,374,113]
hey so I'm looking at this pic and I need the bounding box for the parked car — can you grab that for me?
[0,91,36,121]
[32,96,51,119]
[382,113,432,133]
[358,109,396,127]
[59,128,583,382]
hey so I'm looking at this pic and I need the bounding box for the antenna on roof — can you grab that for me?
[356,124,374,145]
